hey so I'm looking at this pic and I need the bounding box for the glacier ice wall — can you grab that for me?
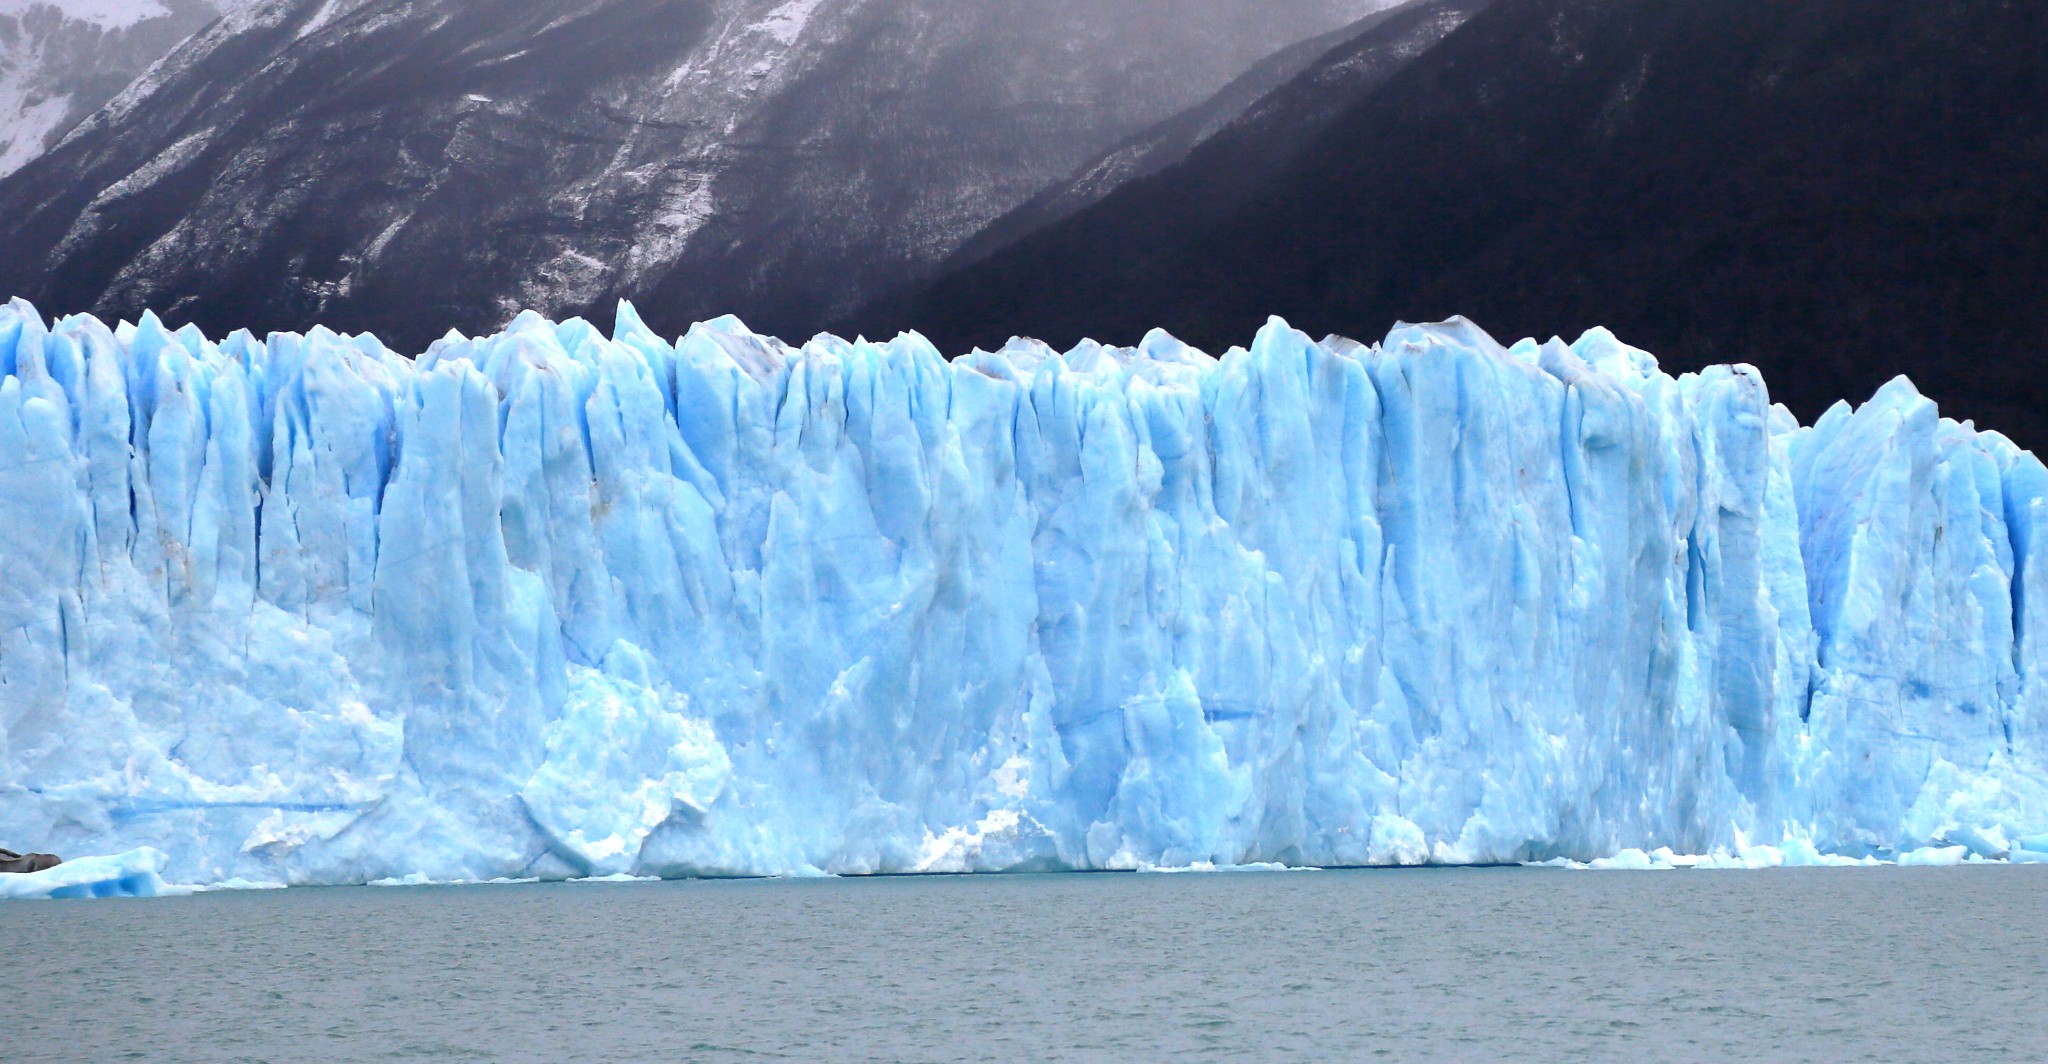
[3,298,2046,886]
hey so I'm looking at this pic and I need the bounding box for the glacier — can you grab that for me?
[3,297,2047,890]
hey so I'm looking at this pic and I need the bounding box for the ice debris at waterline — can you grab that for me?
[3,297,2048,892]
[0,849,169,900]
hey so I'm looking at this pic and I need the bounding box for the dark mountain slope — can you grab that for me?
[879,0,2048,450]
[948,0,1491,270]
[630,0,1389,340]
[0,0,1386,351]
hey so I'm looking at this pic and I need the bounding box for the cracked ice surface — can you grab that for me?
[2,298,2046,888]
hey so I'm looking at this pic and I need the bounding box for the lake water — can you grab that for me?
[3,865,2041,1062]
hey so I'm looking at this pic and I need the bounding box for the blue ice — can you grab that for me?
[2,299,2045,888]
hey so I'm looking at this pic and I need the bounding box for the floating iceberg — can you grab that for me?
[0,848,171,900]
[2,298,2046,889]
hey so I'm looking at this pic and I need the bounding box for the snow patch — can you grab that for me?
[0,92,69,177]
[0,0,170,33]
[752,0,825,46]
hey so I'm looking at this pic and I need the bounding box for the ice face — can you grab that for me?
[2,299,2044,887]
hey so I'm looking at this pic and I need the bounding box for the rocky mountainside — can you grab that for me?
[947,0,1491,270]
[0,0,227,176]
[0,0,1388,351]
[882,0,2048,450]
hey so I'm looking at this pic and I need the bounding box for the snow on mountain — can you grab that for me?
[0,0,226,176]
[3,300,2044,887]
[0,0,169,33]
[0,0,1392,354]
[948,0,1491,270]
[752,0,823,46]
[885,0,2048,455]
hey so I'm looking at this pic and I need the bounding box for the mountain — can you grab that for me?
[946,0,1492,271]
[0,0,229,176]
[879,0,2048,451]
[0,0,1389,352]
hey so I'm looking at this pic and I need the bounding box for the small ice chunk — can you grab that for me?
[1588,848,1665,870]
[368,872,440,888]
[1897,845,1969,867]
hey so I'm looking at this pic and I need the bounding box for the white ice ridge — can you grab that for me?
[4,298,2048,889]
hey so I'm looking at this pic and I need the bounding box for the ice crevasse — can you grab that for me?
[3,297,2047,888]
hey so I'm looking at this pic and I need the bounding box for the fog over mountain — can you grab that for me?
[0,0,1390,351]
[876,0,2048,450]
[0,0,228,176]
[947,0,1490,271]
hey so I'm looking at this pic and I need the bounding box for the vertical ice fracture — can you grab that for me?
[3,299,2045,887]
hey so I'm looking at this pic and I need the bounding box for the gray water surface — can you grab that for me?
[3,866,2041,1062]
